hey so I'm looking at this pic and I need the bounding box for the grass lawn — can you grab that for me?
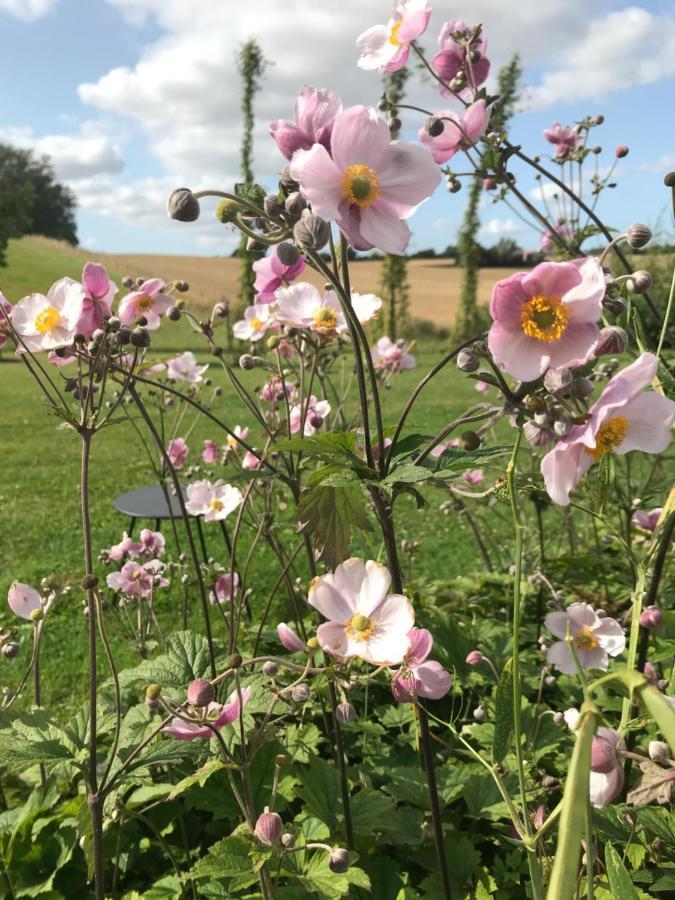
[0,239,498,712]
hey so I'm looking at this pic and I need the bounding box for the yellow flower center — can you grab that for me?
[574,626,599,651]
[313,307,338,330]
[250,317,263,331]
[341,164,381,209]
[227,436,237,448]
[389,21,402,45]
[209,498,224,513]
[584,416,629,460]
[345,612,376,642]
[520,295,569,342]
[136,294,154,312]
[34,306,61,334]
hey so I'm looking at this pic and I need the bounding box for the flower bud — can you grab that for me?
[328,849,350,873]
[215,198,240,224]
[226,653,243,669]
[130,327,150,348]
[239,354,255,370]
[460,431,481,451]
[553,416,572,438]
[626,223,652,250]
[281,833,295,848]
[275,753,291,767]
[425,117,444,138]
[626,270,652,294]
[115,328,131,346]
[466,650,484,666]
[473,706,487,722]
[277,622,306,652]
[285,191,307,220]
[213,302,229,319]
[648,740,669,762]
[187,678,214,708]
[456,349,480,372]
[483,177,496,190]
[254,809,283,846]
[291,683,310,703]
[2,642,19,659]
[294,210,331,251]
[388,116,402,134]
[81,574,99,590]
[523,421,554,448]
[276,242,301,267]
[640,606,662,630]
[146,683,161,701]
[335,702,356,725]
[247,237,267,253]
[306,636,319,650]
[267,334,282,351]
[615,145,629,158]
[29,607,43,622]
[572,377,594,399]
[595,326,628,357]
[590,735,616,774]
[279,165,299,194]
[544,366,572,394]
[544,675,556,687]
[263,660,279,677]
[264,194,285,219]
[167,306,181,322]
[168,187,200,222]
[602,295,627,317]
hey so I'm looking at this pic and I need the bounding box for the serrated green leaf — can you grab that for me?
[492,658,514,764]
[297,483,372,569]
[168,758,225,800]
[350,789,396,835]
[118,631,212,688]
[297,755,341,832]
[605,843,639,899]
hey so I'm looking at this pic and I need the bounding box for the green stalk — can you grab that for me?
[620,564,646,731]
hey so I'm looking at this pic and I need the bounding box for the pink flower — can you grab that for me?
[161,687,252,741]
[640,606,662,630]
[277,339,296,359]
[225,425,250,454]
[432,20,490,97]
[276,283,346,334]
[211,573,239,605]
[277,622,306,652]
[261,376,295,403]
[466,650,484,666]
[185,480,243,522]
[167,437,189,470]
[253,245,306,304]
[391,627,452,702]
[356,0,431,73]
[11,277,84,352]
[488,257,605,381]
[107,560,169,598]
[270,85,342,160]
[463,468,484,486]
[118,278,173,330]
[371,336,415,372]
[540,225,574,255]
[106,532,142,562]
[541,354,675,505]
[139,528,165,558]
[545,602,625,675]
[232,304,275,342]
[242,450,263,470]
[290,395,331,435]
[167,351,208,384]
[544,123,580,159]
[419,100,489,164]
[589,727,624,807]
[8,583,42,620]
[430,438,459,458]
[632,508,662,532]
[76,262,117,338]
[202,440,219,464]
[0,292,13,349]
[475,380,490,394]
[290,105,440,254]
[309,558,414,665]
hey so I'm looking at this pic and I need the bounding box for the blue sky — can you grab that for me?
[0,0,674,256]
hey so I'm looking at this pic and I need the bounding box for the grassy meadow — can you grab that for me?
[0,237,503,711]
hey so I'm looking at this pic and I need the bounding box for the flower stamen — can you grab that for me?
[584,416,629,460]
[574,626,599,651]
[520,295,569,343]
[341,164,381,209]
[346,612,376,642]
[389,21,402,45]
[34,306,61,334]
[313,307,338,330]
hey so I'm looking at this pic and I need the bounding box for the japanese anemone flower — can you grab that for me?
[356,0,431,73]
[290,105,440,255]
[185,480,243,522]
[544,602,625,674]
[308,558,414,665]
[488,257,605,381]
[118,278,173,330]
[391,628,452,702]
[270,85,342,161]
[419,100,490,164]
[76,262,117,339]
[166,351,208,384]
[232,304,275,342]
[432,20,490,97]
[11,277,84,352]
[541,353,675,505]
[252,244,306,303]
[544,123,580,159]
[161,687,252,741]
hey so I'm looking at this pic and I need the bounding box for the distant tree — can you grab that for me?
[0,144,78,266]
[236,40,267,311]
[450,55,522,343]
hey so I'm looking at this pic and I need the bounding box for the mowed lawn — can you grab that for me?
[0,237,499,711]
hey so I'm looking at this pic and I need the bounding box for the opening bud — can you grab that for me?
[168,187,200,222]
[640,606,662,630]
[590,735,616,774]
[294,210,331,250]
[215,198,241,224]
[335,702,356,725]
[456,349,480,372]
[595,326,628,357]
[615,145,629,158]
[254,809,283,846]
[466,650,484,666]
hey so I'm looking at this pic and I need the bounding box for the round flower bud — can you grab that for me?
[602,295,627,317]
[328,849,350,874]
[425,117,444,138]
[187,678,214,708]
[146,683,161,701]
[473,706,487,722]
[291,683,310,703]
[306,637,319,650]
[648,740,669,762]
[572,377,594,399]
[254,809,283,846]
[215,198,240,224]
[168,187,200,222]
[544,366,573,395]
[456,349,480,373]
[335,702,356,725]
[239,354,255,370]
[460,431,481,451]
[226,653,243,669]
[281,833,296,848]
[294,210,331,251]
[523,421,554,448]
[122,276,134,288]
[466,650,484,666]
[130,327,150,349]
[279,165,300,195]
[264,194,285,219]
[626,223,652,250]
[276,242,301,267]
[285,192,307,219]
[267,334,281,351]
[115,328,131,346]
[262,660,279,677]
[275,753,291,768]
[552,713,564,725]
[553,416,572,438]
[2,642,19,659]
[615,145,629,158]
[388,116,402,134]
[664,171,675,188]
[626,270,652,294]
[591,736,617,774]
[595,326,629,357]
[544,675,556,687]
[81,574,99,590]
[167,306,181,322]
[640,606,662,630]
[483,177,496,190]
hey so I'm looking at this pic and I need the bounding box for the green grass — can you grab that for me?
[0,238,497,711]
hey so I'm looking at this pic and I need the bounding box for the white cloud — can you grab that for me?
[0,0,56,21]
[527,7,675,109]
[433,217,456,231]
[638,154,675,174]
[529,182,561,202]
[0,122,125,181]
[480,218,523,236]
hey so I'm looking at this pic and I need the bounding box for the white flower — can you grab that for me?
[275,283,346,334]
[233,304,275,341]
[185,480,243,522]
[351,292,383,325]
[11,277,84,352]
[545,602,625,675]
[309,558,414,665]
[166,351,208,384]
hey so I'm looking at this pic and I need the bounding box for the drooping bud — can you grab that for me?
[276,242,301,267]
[595,326,628,357]
[590,735,617,774]
[640,606,662,630]
[281,833,296,848]
[187,678,214,708]
[328,849,350,874]
[167,306,181,322]
[473,706,487,722]
[285,192,307,220]
[456,349,480,372]
[544,366,573,395]
[215,198,240,224]
[626,270,652,294]
[335,702,356,725]
[466,650,484,666]
[460,431,481,451]
[130,327,150,348]
[279,165,300,195]
[648,740,669,762]
[626,223,652,250]
[168,187,200,222]
[262,660,279,677]
[277,622,306,652]
[239,354,255,370]
[523,421,554,448]
[291,683,310,703]
[294,210,331,251]
[425,117,444,138]
[572,377,594,399]
[254,809,283,845]
[275,753,291,768]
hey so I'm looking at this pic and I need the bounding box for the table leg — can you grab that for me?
[128,517,137,537]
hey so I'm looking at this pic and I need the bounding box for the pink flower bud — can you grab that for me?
[277,622,305,652]
[640,606,662,629]
[483,177,496,190]
[615,144,629,158]
[309,413,324,429]
[187,678,214,708]
[328,848,350,873]
[643,661,657,684]
[590,735,616,774]
[533,804,546,830]
[254,809,283,845]
[466,650,484,666]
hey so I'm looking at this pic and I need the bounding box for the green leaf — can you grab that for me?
[593,452,615,513]
[605,843,640,899]
[491,658,514,764]
[168,758,225,800]
[189,834,257,887]
[297,483,372,569]
[297,756,341,832]
[384,446,510,487]
[274,431,359,458]
[118,631,212,688]
[297,854,370,899]
[350,789,396,835]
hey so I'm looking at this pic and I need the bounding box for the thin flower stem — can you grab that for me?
[417,706,451,900]
[328,680,354,849]
[657,262,675,360]
[620,563,647,731]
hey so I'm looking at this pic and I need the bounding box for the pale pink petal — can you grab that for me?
[544,611,572,640]
[546,640,577,675]
[330,106,390,172]
[398,7,431,42]
[362,628,411,666]
[8,583,41,620]
[592,618,626,656]
[376,142,441,216]
[359,202,411,255]
[565,603,599,632]
[541,439,593,506]
[309,578,355,622]
[290,145,343,220]
[617,393,675,454]
[589,762,624,807]
[357,560,392,616]
[356,24,393,71]
[407,627,433,664]
[317,621,349,656]
[414,660,452,699]
[214,687,251,726]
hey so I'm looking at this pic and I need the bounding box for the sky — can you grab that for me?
[0,0,674,257]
